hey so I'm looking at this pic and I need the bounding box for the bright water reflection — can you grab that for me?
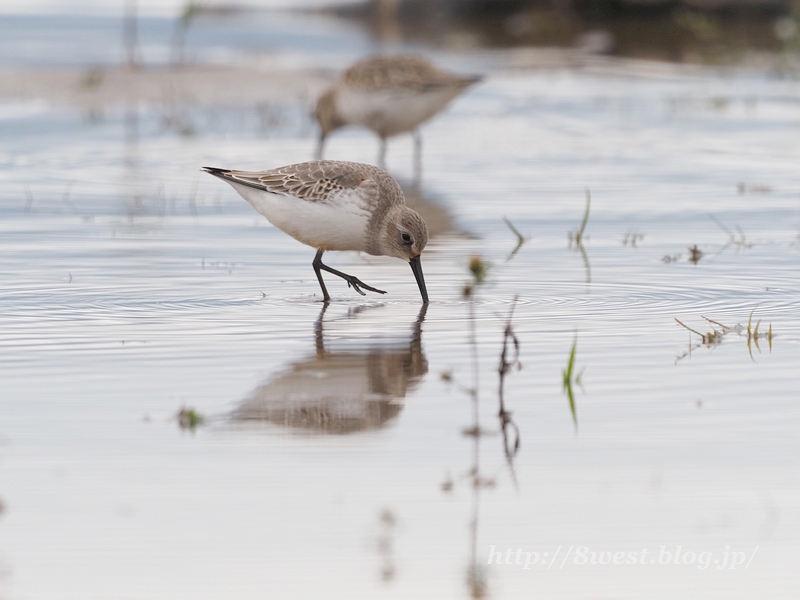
[232,304,428,433]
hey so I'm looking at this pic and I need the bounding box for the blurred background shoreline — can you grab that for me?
[2,0,799,67]
[334,0,800,64]
[2,0,798,120]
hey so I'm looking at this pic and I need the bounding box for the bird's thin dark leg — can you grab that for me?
[377,137,387,168]
[313,249,386,299]
[312,249,331,302]
[412,129,423,190]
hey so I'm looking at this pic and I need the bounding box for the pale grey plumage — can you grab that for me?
[315,55,482,170]
[202,160,429,303]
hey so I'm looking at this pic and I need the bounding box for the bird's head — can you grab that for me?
[379,206,429,303]
[315,88,346,137]
[380,205,428,261]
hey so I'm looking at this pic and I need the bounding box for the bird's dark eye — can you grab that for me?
[401,233,412,244]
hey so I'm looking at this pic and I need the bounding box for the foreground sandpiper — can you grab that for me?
[202,160,429,303]
[315,54,481,169]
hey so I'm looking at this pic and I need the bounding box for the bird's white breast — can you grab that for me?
[228,181,372,252]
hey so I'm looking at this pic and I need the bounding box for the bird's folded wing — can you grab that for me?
[233,162,380,205]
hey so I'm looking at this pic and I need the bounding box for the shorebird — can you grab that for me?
[202,160,429,303]
[315,55,481,174]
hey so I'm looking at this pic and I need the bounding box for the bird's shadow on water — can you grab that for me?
[396,179,476,241]
[230,303,428,433]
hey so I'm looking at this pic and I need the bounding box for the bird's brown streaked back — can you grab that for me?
[203,161,405,207]
[342,54,481,92]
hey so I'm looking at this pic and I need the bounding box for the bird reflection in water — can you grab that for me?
[232,304,428,433]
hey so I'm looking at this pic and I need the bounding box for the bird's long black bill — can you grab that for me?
[410,255,429,304]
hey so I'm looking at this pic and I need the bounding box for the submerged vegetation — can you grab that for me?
[177,406,205,430]
[453,255,494,438]
[688,244,704,264]
[675,309,774,363]
[622,230,646,248]
[375,508,397,582]
[438,257,525,599]
[567,189,591,249]
[502,216,527,261]
[562,334,584,432]
[709,214,753,254]
[462,255,491,300]
[497,299,522,464]
[568,189,592,286]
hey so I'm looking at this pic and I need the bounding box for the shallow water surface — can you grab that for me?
[1,13,799,600]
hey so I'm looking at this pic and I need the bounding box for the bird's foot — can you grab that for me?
[344,275,386,296]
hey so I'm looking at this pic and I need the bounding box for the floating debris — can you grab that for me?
[441,473,454,493]
[737,182,772,195]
